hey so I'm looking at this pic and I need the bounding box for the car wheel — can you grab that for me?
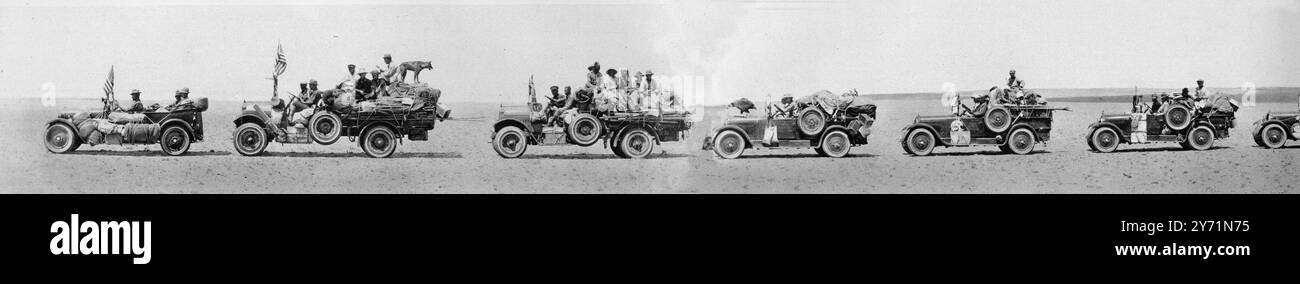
[568,113,602,146]
[233,123,268,156]
[492,126,527,158]
[1006,128,1035,155]
[620,128,655,159]
[1089,127,1120,153]
[820,130,851,158]
[159,125,191,156]
[1187,125,1214,151]
[1259,124,1287,149]
[361,126,397,158]
[905,129,936,156]
[985,106,1011,133]
[44,123,81,154]
[1165,105,1191,131]
[712,130,745,159]
[309,111,342,145]
[797,109,826,136]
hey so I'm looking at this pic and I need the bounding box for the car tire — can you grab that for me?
[712,130,745,159]
[309,111,342,145]
[1259,124,1287,149]
[492,126,527,159]
[797,108,826,136]
[568,113,602,146]
[44,123,81,154]
[1165,105,1192,131]
[904,129,936,156]
[361,126,397,158]
[1186,125,1214,151]
[820,130,851,158]
[233,123,268,156]
[985,106,1011,133]
[619,128,655,159]
[159,125,191,156]
[1089,127,1120,153]
[1006,128,1035,155]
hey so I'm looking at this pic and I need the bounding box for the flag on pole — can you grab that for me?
[273,44,287,78]
[103,66,115,98]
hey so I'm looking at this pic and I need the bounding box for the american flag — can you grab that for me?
[273,43,286,78]
[103,66,114,98]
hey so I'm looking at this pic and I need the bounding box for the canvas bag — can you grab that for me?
[763,121,778,145]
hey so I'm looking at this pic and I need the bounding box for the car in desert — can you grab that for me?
[1086,96,1236,152]
[1250,110,1299,149]
[491,83,693,159]
[901,102,1067,156]
[703,92,876,159]
[44,100,207,156]
[232,86,448,158]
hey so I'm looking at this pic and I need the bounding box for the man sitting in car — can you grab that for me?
[961,92,991,117]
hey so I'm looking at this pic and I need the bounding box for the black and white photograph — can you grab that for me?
[1,0,1297,273]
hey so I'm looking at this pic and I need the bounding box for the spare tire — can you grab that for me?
[1165,104,1192,131]
[985,106,1011,133]
[309,111,342,145]
[568,113,602,146]
[797,108,826,136]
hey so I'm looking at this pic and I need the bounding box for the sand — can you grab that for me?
[4,95,1298,193]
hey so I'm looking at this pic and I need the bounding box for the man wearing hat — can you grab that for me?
[124,89,146,113]
[338,64,358,89]
[962,90,991,117]
[165,88,192,111]
[1193,79,1209,108]
[355,68,375,100]
[774,94,796,118]
[377,54,394,78]
[585,62,602,92]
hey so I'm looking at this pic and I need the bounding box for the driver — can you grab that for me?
[962,92,990,117]
[772,94,796,118]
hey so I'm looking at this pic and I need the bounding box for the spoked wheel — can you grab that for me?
[904,129,935,156]
[492,126,527,158]
[1005,128,1036,155]
[233,123,269,156]
[1165,105,1192,131]
[159,126,191,156]
[797,109,827,136]
[619,128,655,159]
[712,130,746,159]
[361,126,398,158]
[984,107,1011,133]
[568,114,602,146]
[309,111,342,145]
[1186,125,1215,151]
[1089,127,1120,153]
[820,130,851,158]
[1258,124,1287,149]
[44,123,81,154]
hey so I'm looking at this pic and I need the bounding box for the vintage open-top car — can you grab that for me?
[703,92,876,159]
[44,101,207,156]
[1086,95,1236,152]
[1250,110,1299,149]
[491,78,693,159]
[901,103,1066,156]
[233,85,447,158]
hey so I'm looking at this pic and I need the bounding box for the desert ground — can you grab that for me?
[3,90,1299,194]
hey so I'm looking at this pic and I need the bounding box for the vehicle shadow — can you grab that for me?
[520,153,693,160]
[726,153,880,159]
[907,150,1043,157]
[66,150,232,157]
[259,152,463,159]
[1096,146,1231,153]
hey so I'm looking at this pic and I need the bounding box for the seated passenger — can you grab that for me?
[772,94,796,118]
[962,93,990,117]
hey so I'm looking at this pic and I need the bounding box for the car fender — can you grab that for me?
[233,113,268,128]
[1086,121,1123,143]
[47,118,75,128]
[1251,119,1288,137]
[899,123,943,146]
[492,118,534,144]
[159,118,197,141]
[814,125,852,148]
[708,125,753,149]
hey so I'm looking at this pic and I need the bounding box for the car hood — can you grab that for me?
[1098,113,1131,122]
[913,115,957,123]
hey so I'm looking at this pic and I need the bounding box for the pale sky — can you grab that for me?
[2,0,1298,105]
